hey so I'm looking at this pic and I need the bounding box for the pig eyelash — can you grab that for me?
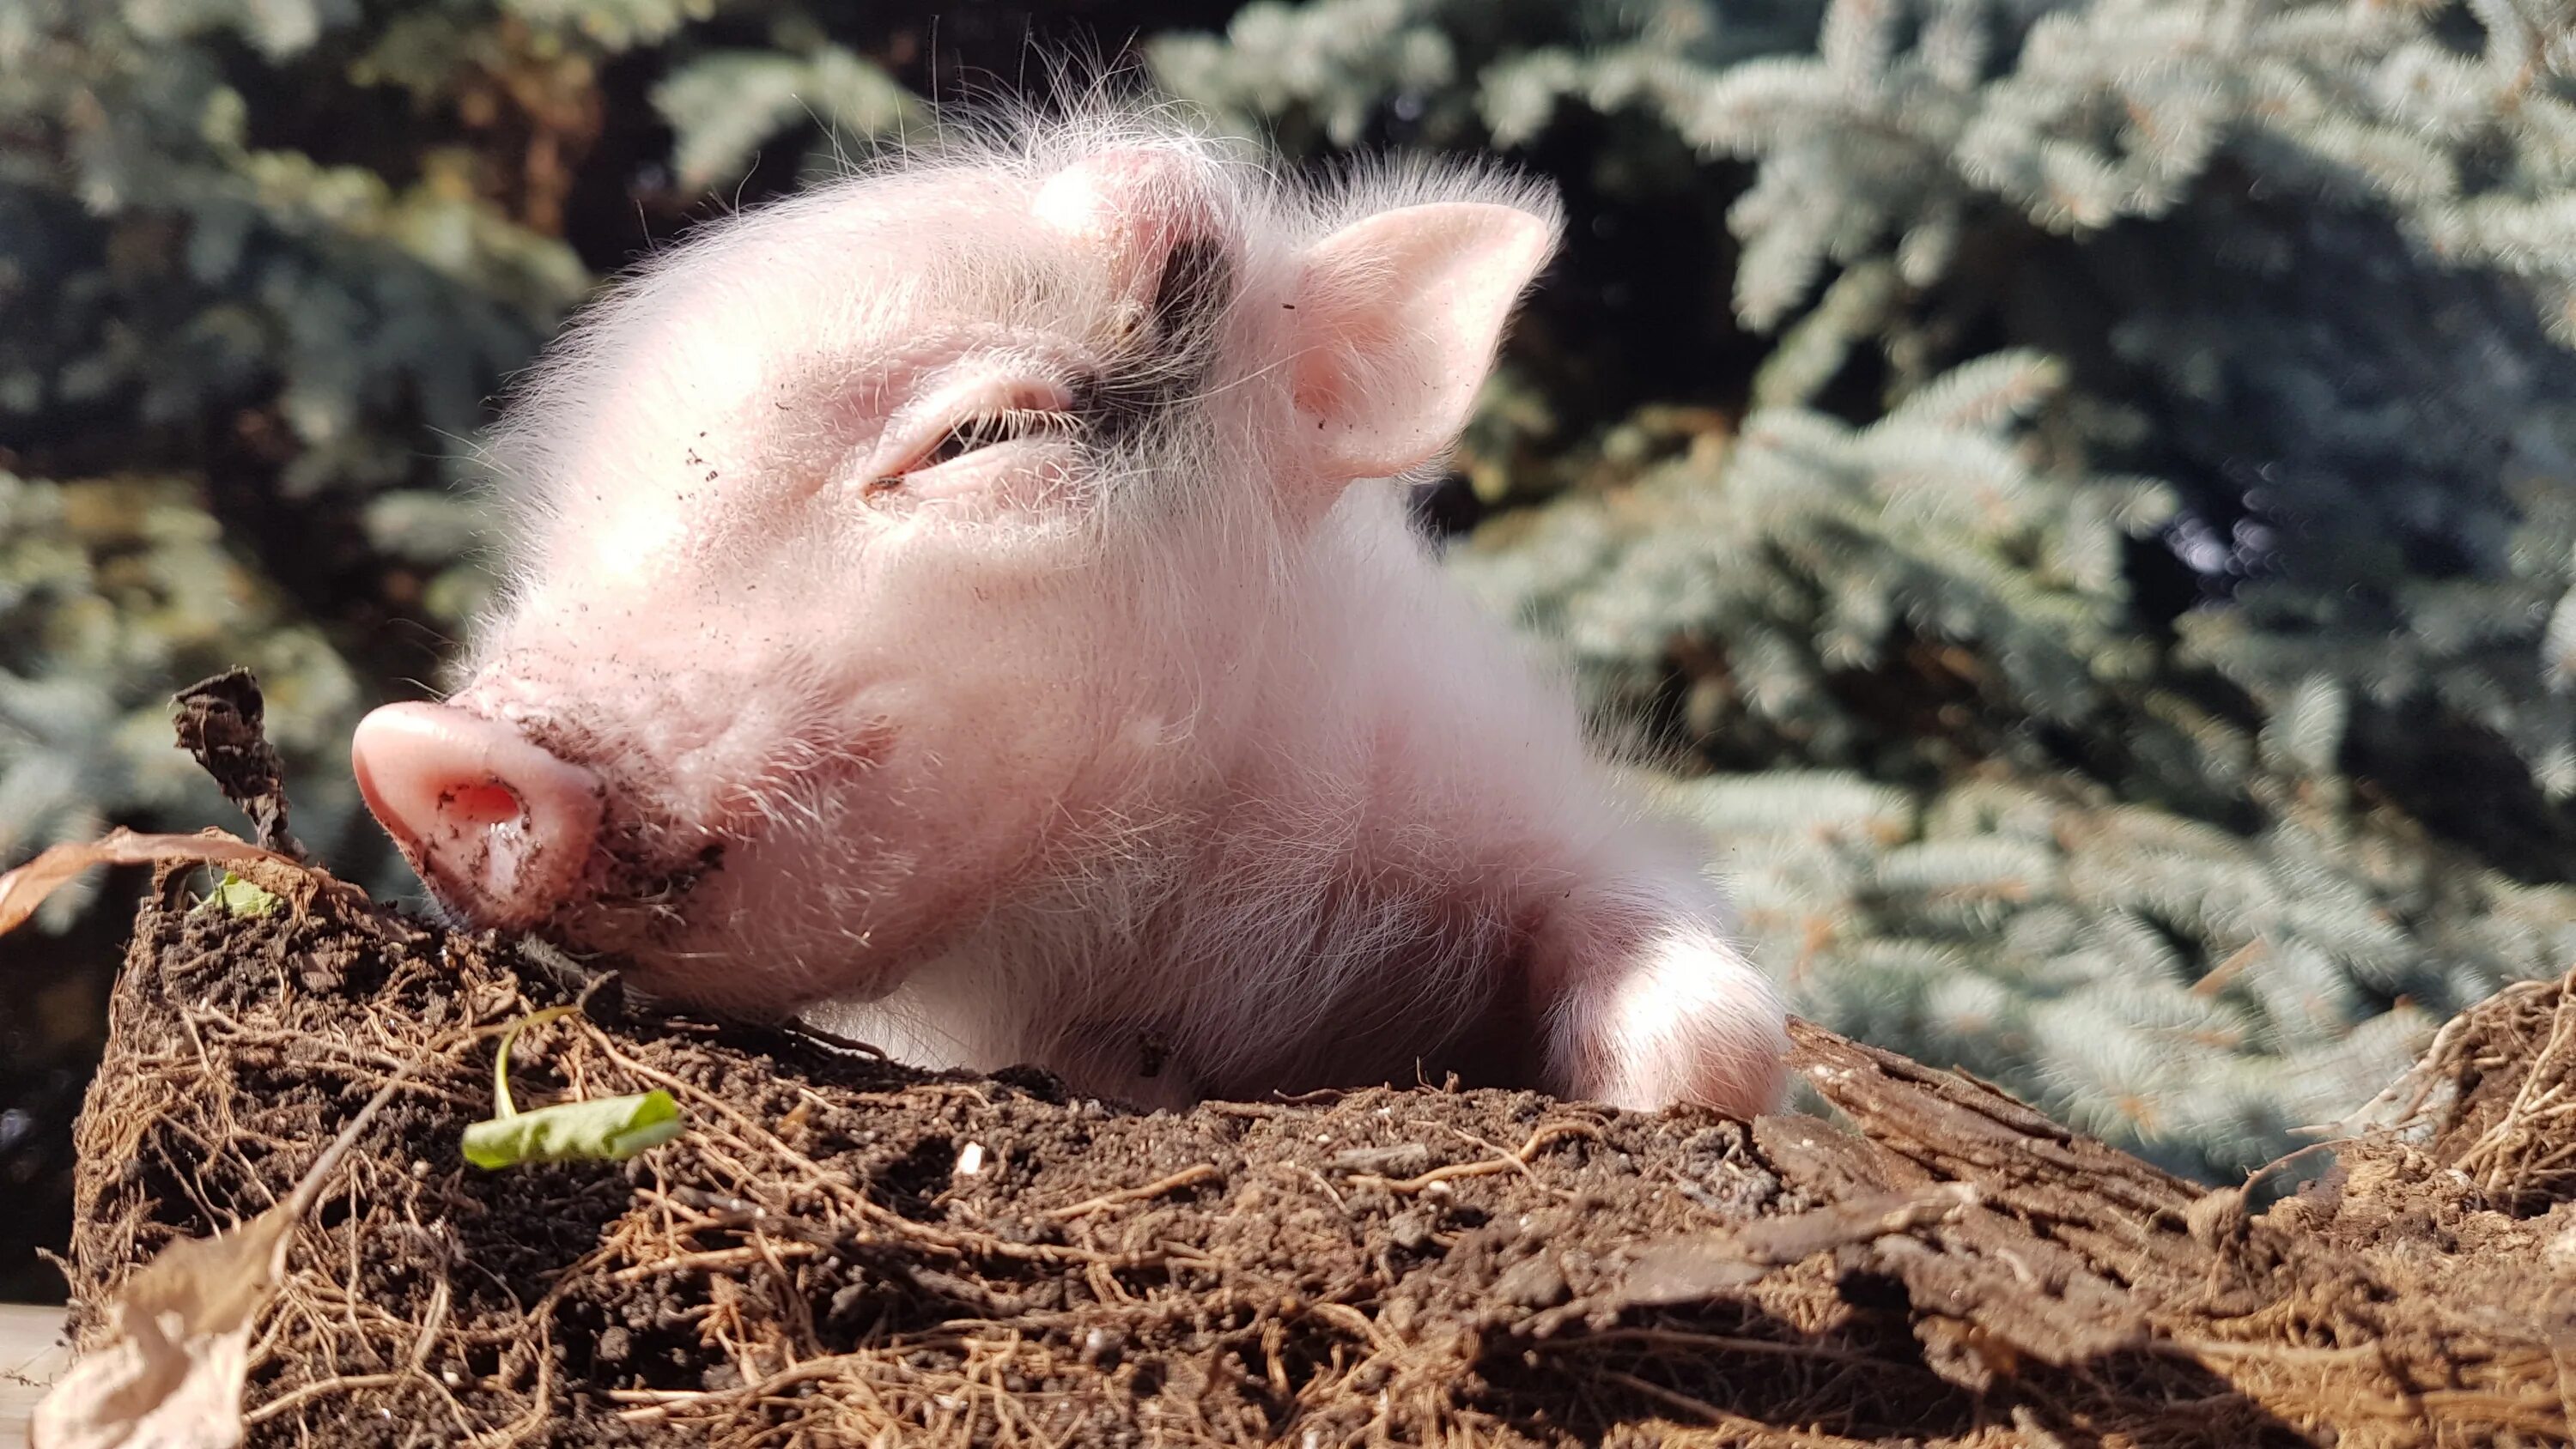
[923,407,1079,464]
[867,407,1080,494]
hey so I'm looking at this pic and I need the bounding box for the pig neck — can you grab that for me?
[857,483,1637,1103]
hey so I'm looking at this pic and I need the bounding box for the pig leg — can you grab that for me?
[1527,869,1790,1119]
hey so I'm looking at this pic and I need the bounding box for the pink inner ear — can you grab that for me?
[1288,202,1557,486]
[1032,148,1216,309]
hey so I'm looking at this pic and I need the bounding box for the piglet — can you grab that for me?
[349,117,1789,1116]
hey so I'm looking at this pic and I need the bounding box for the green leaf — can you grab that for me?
[462,1089,683,1169]
[204,872,281,919]
[463,1004,684,1168]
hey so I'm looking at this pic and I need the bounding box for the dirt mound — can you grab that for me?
[39,860,2558,1446]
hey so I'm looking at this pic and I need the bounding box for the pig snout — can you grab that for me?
[351,701,604,929]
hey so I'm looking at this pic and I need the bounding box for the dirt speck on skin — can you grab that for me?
[57,868,2565,1443]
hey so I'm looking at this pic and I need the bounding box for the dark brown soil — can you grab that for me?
[62,862,2567,1446]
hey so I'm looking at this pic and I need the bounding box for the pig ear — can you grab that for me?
[1289,202,1554,483]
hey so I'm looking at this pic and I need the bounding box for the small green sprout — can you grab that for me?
[200,871,281,919]
[463,1005,684,1169]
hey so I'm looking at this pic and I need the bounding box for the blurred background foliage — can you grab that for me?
[9,0,2576,1295]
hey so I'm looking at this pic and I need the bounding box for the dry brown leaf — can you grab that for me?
[169,671,303,861]
[0,830,293,937]
[28,1213,295,1449]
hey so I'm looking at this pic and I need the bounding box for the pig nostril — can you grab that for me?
[442,781,525,829]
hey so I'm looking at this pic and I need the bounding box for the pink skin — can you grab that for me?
[349,118,1789,1118]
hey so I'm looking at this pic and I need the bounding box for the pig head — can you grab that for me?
[352,118,1789,1118]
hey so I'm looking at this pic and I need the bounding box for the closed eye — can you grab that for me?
[912,408,1078,471]
[862,372,1082,498]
